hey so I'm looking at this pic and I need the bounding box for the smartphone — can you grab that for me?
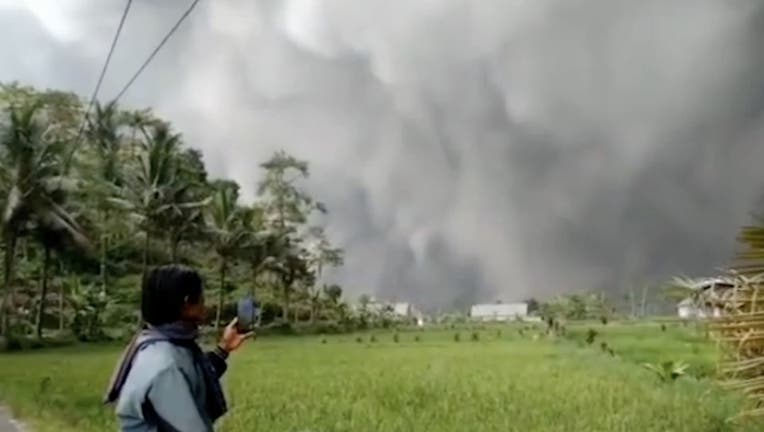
[236,296,260,333]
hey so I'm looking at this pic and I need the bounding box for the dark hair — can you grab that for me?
[141,265,203,326]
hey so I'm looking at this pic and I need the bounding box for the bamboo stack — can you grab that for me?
[710,274,764,419]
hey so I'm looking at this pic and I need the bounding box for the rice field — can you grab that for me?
[0,322,760,432]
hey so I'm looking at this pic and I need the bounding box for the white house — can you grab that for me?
[470,303,528,322]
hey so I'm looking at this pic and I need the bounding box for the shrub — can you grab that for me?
[586,328,598,345]
[471,332,480,342]
[643,361,689,382]
[454,332,461,342]
[393,333,400,343]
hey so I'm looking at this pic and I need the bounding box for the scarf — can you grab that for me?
[103,322,228,423]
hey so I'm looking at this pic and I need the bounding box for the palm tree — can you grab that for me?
[163,149,210,263]
[85,101,123,293]
[111,123,201,275]
[32,221,87,339]
[205,182,249,329]
[0,101,89,336]
[238,205,278,301]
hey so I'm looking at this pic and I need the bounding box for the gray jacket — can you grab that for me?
[115,338,228,432]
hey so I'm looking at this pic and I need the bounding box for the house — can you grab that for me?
[355,299,424,325]
[470,303,528,322]
[391,302,424,326]
[676,278,734,319]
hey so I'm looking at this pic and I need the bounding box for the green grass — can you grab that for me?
[565,320,719,377]
[0,323,760,431]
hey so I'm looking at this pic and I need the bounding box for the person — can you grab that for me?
[104,265,253,432]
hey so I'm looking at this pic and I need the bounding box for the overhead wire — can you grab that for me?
[73,0,133,146]
[112,0,201,102]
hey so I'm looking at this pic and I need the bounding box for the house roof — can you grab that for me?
[688,277,735,291]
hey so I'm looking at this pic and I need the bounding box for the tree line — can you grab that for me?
[0,82,351,343]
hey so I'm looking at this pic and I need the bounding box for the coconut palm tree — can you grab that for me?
[0,101,89,336]
[85,101,124,293]
[163,149,210,263]
[205,181,249,329]
[111,123,203,275]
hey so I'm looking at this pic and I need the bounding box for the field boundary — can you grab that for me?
[0,407,24,432]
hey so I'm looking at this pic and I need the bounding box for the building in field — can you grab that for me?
[676,278,734,319]
[469,302,528,322]
[354,299,425,325]
[391,302,425,326]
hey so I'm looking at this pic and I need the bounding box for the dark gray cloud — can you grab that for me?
[2,0,764,309]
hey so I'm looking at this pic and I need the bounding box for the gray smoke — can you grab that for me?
[2,0,764,309]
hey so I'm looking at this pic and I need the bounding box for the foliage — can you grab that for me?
[0,83,346,341]
[0,326,759,431]
[642,360,690,382]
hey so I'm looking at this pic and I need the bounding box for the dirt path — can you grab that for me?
[0,408,23,432]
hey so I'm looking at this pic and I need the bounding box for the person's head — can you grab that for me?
[141,265,206,326]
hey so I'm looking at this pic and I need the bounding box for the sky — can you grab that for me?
[2,0,764,309]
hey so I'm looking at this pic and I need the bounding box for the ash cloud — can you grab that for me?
[2,0,764,309]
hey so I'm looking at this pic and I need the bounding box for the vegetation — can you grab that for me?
[0,82,354,343]
[0,323,761,431]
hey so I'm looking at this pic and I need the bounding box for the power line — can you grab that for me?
[75,0,133,141]
[113,0,200,102]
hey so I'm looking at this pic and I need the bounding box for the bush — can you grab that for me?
[0,335,23,352]
[471,332,480,342]
[263,320,295,335]
[370,335,377,343]
[393,333,399,343]
[454,332,461,342]
[414,335,421,342]
[586,328,598,345]
[0,333,78,352]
